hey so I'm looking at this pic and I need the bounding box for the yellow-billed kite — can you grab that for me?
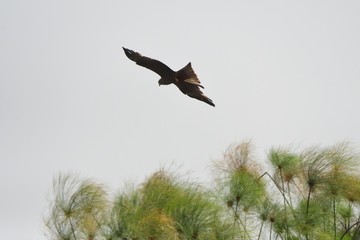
[123,47,215,107]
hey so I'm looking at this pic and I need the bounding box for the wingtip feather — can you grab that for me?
[207,99,215,107]
[123,47,141,62]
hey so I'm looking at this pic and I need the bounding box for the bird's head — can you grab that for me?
[158,78,169,86]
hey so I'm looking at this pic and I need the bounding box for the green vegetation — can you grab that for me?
[44,142,360,239]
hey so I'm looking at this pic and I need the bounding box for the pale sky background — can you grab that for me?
[1,0,360,239]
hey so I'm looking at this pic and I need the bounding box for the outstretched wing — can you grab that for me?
[123,47,174,77]
[175,81,215,107]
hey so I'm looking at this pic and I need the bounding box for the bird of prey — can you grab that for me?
[122,47,215,107]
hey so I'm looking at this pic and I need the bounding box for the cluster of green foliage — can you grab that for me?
[44,142,360,240]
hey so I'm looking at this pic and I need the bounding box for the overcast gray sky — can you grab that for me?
[1,0,360,239]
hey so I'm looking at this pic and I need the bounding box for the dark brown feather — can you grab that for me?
[175,63,204,88]
[175,81,215,107]
[122,47,174,77]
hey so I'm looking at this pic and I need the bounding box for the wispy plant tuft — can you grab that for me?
[44,142,360,240]
[45,173,108,240]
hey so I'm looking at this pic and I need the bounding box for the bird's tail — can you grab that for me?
[177,63,204,88]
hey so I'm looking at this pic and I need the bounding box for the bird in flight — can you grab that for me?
[122,47,215,107]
